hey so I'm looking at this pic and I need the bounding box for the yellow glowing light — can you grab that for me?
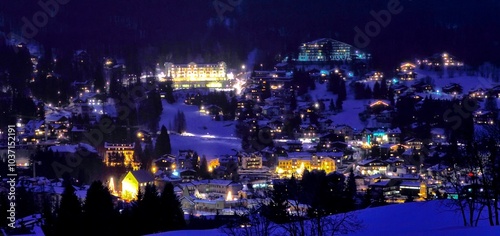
[151,167,157,173]
[122,180,138,201]
[226,190,232,201]
[137,132,143,138]
[109,177,115,194]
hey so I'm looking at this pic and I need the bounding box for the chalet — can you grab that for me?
[430,128,447,144]
[298,123,318,139]
[469,87,487,99]
[356,159,388,176]
[387,128,401,144]
[286,140,303,152]
[442,83,463,95]
[318,133,345,151]
[368,100,391,114]
[368,179,401,201]
[405,138,423,150]
[473,110,496,125]
[179,169,197,182]
[333,125,354,140]
[318,118,334,131]
[411,81,433,93]
[152,154,177,172]
[393,85,409,95]
[261,105,281,117]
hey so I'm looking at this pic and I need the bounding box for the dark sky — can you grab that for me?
[1,0,499,70]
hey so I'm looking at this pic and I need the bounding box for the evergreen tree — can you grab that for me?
[155,125,172,158]
[93,62,105,92]
[137,184,161,235]
[365,85,372,99]
[336,97,343,111]
[55,182,82,235]
[373,82,381,99]
[329,99,336,112]
[15,186,35,218]
[191,152,200,172]
[199,156,210,179]
[174,110,187,134]
[338,80,347,101]
[165,82,176,104]
[41,195,56,236]
[159,182,186,231]
[83,181,117,235]
[290,93,297,111]
[262,182,290,224]
[345,169,357,211]
[380,78,388,98]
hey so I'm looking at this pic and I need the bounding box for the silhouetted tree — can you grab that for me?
[82,181,117,235]
[159,182,186,231]
[55,182,82,235]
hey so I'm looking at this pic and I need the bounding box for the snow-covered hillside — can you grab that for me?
[160,100,241,158]
[146,200,499,236]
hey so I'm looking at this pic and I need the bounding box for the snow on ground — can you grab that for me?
[147,200,499,236]
[307,82,374,130]
[160,100,241,158]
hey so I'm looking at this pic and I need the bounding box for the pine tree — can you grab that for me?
[329,99,336,111]
[380,78,388,98]
[262,183,289,224]
[290,93,297,110]
[365,85,372,99]
[165,82,176,104]
[373,82,381,99]
[159,182,186,231]
[199,156,210,179]
[336,97,343,111]
[83,181,116,235]
[55,182,82,235]
[41,195,56,235]
[137,184,161,235]
[155,125,171,158]
[344,169,357,211]
[338,80,347,101]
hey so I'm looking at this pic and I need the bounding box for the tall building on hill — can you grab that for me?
[162,61,229,89]
[297,38,369,62]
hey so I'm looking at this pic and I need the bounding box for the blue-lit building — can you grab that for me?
[297,38,369,62]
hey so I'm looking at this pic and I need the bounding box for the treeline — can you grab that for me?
[0,179,185,235]
[223,169,362,236]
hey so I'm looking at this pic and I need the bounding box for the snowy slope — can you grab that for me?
[160,100,241,158]
[147,200,499,236]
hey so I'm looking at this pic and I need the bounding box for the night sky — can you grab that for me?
[1,0,500,70]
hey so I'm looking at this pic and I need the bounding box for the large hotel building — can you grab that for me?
[162,61,229,89]
[297,38,369,62]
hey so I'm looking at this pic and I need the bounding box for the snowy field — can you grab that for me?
[160,100,241,158]
[146,200,499,236]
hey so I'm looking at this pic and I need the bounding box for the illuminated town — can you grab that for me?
[1,1,500,236]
